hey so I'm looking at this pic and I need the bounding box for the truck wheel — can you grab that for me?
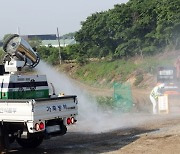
[9,135,15,144]
[16,136,44,148]
[0,125,9,151]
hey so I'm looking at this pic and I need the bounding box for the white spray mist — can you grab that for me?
[36,61,155,133]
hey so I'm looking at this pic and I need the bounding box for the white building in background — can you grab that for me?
[21,34,76,47]
[22,34,57,40]
[42,39,76,47]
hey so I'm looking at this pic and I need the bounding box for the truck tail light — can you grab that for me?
[35,122,45,131]
[66,117,76,125]
[67,118,71,125]
[39,122,45,130]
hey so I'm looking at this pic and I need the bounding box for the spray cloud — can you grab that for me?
[36,61,154,133]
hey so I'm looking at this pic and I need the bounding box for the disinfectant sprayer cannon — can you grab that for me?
[3,34,40,73]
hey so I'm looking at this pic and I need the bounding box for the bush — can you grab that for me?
[76,56,88,65]
[37,46,70,65]
[96,96,114,109]
[134,73,144,86]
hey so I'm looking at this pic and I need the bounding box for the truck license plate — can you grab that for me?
[46,125,60,133]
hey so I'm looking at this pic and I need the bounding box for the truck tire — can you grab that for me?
[0,125,9,151]
[16,136,44,148]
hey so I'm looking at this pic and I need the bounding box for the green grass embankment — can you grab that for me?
[66,52,176,109]
[70,52,176,88]
[74,59,138,87]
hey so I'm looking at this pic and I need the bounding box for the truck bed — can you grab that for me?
[0,95,78,122]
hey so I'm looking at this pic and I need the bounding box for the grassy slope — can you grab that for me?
[61,50,178,89]
[74,59,137,86]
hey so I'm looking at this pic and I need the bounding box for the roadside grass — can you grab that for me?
[96,96,114,110]
[92,55,176,108]
[73,51,177,89]
[74,59,138,87]
[60,51,179,108]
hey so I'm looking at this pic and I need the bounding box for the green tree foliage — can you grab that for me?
[37,45,82,65]
[75,0,180,59]
[37,46,61,65]
[63,44,81,60]
[37,0,180,64]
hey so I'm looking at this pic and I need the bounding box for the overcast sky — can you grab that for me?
[0,0,128,39]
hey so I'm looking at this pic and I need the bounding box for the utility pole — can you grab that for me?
[57,27,62,65]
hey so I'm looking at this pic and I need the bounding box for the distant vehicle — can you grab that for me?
[157,66,180,95]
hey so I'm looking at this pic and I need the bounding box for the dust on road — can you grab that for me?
[6,77,180,154]
[7,114,180,154]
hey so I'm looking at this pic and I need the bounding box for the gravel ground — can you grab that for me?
[4,113,180,154]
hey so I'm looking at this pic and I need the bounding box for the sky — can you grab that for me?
[0,0,128,39]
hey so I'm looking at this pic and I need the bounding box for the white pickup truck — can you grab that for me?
[0,34,78,151]
[0,96,78,148]
[0,96,78,149]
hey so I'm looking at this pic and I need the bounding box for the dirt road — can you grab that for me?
[7,114,180,154]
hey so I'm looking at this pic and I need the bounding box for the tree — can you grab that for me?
[75,0,180,59]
